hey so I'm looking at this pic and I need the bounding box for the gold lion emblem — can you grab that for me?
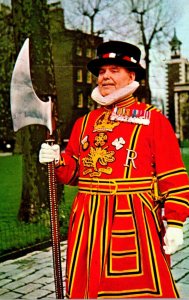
[82,146,115,177]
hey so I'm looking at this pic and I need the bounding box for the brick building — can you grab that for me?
[49,5,102,140]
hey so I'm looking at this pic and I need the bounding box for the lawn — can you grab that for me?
[0,155,22,225]
[0,154,77,258]
[181,148,189,173]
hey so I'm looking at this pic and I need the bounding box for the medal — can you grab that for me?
[110,107,151,125]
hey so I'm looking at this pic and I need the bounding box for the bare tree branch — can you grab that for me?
[65,0,117,35]
[113,0,180,103]
[64,0,181,103]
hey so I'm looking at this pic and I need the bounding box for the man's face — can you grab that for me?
[97,64,135,97]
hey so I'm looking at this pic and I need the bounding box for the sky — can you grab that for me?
[1,0,189,57]
[149,0,189,99]
[174,0,189,58]
[1,0,189,100]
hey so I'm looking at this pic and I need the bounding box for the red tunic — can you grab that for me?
[56,96,189,298]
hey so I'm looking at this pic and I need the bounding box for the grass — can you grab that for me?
[181,148,189,173]
[0,154,77,257]
[0,148,188,257]
[0,155,22,224]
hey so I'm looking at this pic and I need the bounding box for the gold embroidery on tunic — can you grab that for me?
[94,132,108,147]
[82,146,115,177]
[93,111,119,132]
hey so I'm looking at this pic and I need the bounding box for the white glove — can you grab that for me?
[163,227,183,255]
[39,143,60,164]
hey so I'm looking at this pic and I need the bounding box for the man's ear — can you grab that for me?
[129,71,136,82]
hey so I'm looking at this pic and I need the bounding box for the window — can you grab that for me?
[185,64,189,82]
[76,46,82,56]
[86,48,92,58]
[88,95,95,111]
[86,71,92,84]
[77,69,83,82]
[77,92,84,108]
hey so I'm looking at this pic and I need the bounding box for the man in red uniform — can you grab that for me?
[39,41,189,298]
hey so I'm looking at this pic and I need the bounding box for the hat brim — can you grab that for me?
[87,58,145,81]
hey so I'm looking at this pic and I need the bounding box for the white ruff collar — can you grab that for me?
[91,81,139,106]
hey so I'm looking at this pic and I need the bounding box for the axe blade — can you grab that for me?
[10,38,52,135]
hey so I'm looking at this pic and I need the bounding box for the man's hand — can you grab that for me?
[39,143,60,164]
[163,227,183,255]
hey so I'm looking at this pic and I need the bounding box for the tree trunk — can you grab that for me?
[143,45,151,104]
[144,58,152,104]
[11,0,61,222]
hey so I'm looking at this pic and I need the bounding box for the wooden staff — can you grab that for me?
[47,138,64,299]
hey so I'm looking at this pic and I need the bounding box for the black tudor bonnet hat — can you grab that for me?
[87,41,145,81]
